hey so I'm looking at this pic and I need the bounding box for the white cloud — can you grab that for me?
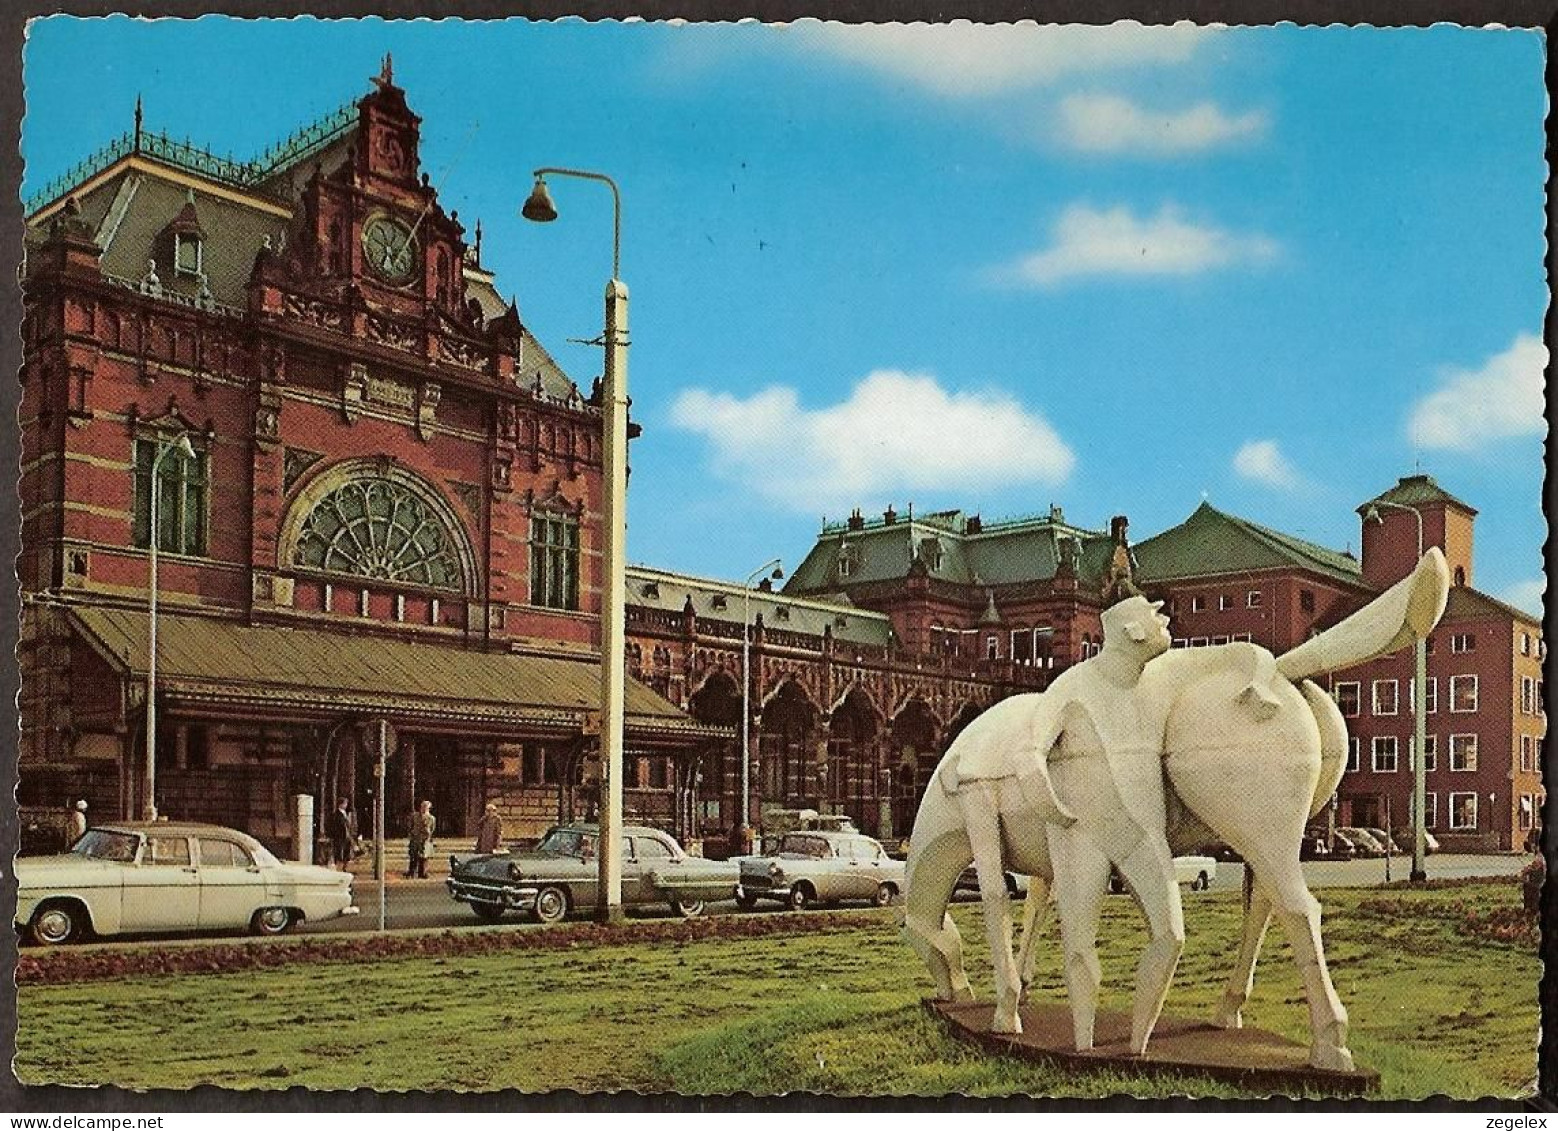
[1502,578,1546,619]
[1232,439,1304,490]
[1408,333,1548,451]
[1055,93,1268,155]
[785,20,1210,99]
[669,369,1074,513]
[991,203,1279,287]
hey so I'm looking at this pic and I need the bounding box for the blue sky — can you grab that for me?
[22,19,1548,611]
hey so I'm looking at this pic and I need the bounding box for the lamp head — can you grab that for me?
[521,177,558,223]
[770,565,785,581]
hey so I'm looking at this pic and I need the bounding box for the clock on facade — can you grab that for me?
[362,213,417,283]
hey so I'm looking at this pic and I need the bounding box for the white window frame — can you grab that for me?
[1414,734,1436,773]
[1449,733,1478,773]
[1372,679,1399,716]
[1424,791,1438,830]
[1450,632,1475,654]
[1218,594,1233,611]
[1520,793,1536,831]
[1449,791,1478,831]
[1191,595,1206,613]
[1371,735,1399,773]
[985,635,999,660]
[1335,681,1361,718]
[1247,590,1262,608]
[1347,737,1361,773]
[1449,674,1479,714]
[1521,676,1536,716]
[1521,632,1531,656]
[1190,636,1209,648]
[1520,734,1533,773]
[1424,676,1437,714]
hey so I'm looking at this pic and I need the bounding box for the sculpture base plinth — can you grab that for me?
[927,999,1379,1095]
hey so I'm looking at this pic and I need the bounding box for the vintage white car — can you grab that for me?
[735,830,906,910]
[15,822,359,945]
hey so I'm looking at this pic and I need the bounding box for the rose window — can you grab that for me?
[293,477,462,590]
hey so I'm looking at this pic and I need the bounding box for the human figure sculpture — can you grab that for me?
[903,549,1450,1073]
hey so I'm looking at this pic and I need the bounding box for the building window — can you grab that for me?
[1011,628,1033,665]
[1521,632,1531,656]
[294,476,463,590]
[1212,635,1229,645]
[1449,733,1478,773]
[1411,734,1436,773]
[1247,590,1262,609]
[132,436,209,556]
[1218,594,1233,611]
[174,231,203,277]
[1450,632,1475,654]
[1299,589,1315,613]
[1449,792,1478,831]
[1372,680,1399,716]
[1449,674,1478,714]
[1190,636,1209,648]
[1520,794,1536,830]
[1423,676,1438,715]
[1334,682,1361,718]
[529,512,580,610]
[1520,734,1534,773]
[1521,676,1537,716]
[1371,736,1399,774]
[1191,595,1205,612]
[985,635,998,660]
[1347,737,1360,773]
[1424,791,1438,830]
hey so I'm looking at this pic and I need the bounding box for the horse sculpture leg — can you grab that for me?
[1112,837,1186,1056]
[1045,823,1112,1051]
[1212,867,1273,1030]
[962,781,1023,1033]
[901,777,976,1005]
[1016,875,1052,1000]
[1248,851,1353,1071]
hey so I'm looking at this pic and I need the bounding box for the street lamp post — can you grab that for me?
[1367,501,1428,883]
[741,560,784,848]
[522,168,628,924]
[144,432,196,821]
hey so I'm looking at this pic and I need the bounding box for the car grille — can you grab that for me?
[741,875,776,891]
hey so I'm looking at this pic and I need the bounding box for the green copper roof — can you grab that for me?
[626,566,893,648]
[1357,474,1478,517]
[785,508,1115,595]
[1134,501,1367,589]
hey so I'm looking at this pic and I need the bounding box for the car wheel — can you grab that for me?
[251,907,295,936]
[735,890,758,910]
[533,886,569,924]
[471,901,505,923]
[671,898,705,919]
[30,902,83,946]
[1192,873,1210,892]
[873,883,896,907]
[788,884,813,911]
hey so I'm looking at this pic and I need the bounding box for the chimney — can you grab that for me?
[883,505,898,525]
[847,508,865,532]
[965,514,982,535]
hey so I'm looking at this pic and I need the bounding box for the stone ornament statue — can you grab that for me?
[902,549,1450,1073]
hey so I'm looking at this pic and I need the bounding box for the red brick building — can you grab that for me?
[1135,476,1544,851]
[19,66,723,852]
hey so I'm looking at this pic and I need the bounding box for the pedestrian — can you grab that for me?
[406,799,436,878]
[474,801,504,854]
[67,799,87,845]
[326,797,355,869]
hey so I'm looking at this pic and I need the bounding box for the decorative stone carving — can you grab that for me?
[417,381,441,441]
[283,291,344,331]
[342,361,367,422]
[283,447,325,493]
[437,334,486,371]
[902,550,1451,1073]
[366,314,418,352]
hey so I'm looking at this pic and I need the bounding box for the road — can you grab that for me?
[301,852,1528,935]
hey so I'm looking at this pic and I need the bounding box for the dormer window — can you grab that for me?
[174,231,203,277]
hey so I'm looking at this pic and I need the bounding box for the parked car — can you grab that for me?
[955,866,1030,898]
[756,809,859,854]
[1360,826,1404,854]
[1300,829,1356,861]
[15,822,358,946]
[1109,855,1218,894]
[446,823,739,923]
[1336,827,1386,857]
[1392,827,1442,855]
[735,830,906,910]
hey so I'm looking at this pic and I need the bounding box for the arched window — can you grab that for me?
[293,476,463,590]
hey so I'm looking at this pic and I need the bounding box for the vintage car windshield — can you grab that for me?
[538,828,598,858]
[778,834,832,859]
[70,829,140,862]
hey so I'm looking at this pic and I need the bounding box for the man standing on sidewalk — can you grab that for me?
[406,799,436,878]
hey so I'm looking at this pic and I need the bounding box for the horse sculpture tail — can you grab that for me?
[1276,548,1450,682]
[1301,680,1349,820]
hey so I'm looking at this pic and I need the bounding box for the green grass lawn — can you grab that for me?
[15,880,1538,1098]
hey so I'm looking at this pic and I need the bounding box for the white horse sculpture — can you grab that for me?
[902,549,1450,1072]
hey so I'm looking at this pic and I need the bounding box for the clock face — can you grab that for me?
[362,214,417,283]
